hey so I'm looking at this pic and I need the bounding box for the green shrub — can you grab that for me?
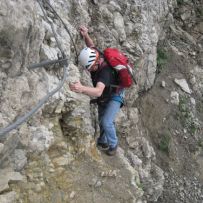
[157,48,168,73]
[198,140,203,148]
[177,0,185,6]
[159,133,171,153]
[196,7,203,18]
[178,95,199,135]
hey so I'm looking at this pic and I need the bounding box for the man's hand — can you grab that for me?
[69,81,105,97]
[79,25,95,47]
[69,81,84,93]
[79,26,89,38]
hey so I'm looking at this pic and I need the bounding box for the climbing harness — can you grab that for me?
[0,0,77,137]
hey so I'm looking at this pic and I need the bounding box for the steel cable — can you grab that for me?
[0,0,70,137]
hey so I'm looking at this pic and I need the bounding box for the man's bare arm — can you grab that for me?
[69,81,105,97]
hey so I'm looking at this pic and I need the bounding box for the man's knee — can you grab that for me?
[101,119,113,129]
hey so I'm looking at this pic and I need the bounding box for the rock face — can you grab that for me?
[0,0,170,153]
[174,78,192,94]
[0,0,203,203]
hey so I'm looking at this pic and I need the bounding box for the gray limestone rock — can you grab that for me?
[174,78,192,94]
[171,91,180,105]
[28,126,54,152]
[10,149,27,171]
[0,191,17,203]
[113,12,126,42]
[0,143,4,154]
[0,0,202,202]
[0,169,24,193]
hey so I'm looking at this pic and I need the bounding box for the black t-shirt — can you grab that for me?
[91,62,118,103]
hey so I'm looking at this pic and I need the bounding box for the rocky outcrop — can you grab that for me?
[0,0,202,202]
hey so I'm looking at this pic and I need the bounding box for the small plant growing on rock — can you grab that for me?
[159,133,171,153]
[177,0,185,6]
[196,7,203,18]
[157,48,168,73]
[177,95,199,135]
[197,140,203,148]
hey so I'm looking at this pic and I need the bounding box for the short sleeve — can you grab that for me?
[96,68,111,86]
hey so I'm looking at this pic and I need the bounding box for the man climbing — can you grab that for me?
[69,26,125,156]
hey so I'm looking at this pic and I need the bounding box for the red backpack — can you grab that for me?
[103,48,135,88]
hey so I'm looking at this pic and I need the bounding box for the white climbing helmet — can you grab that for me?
[78,47,99,70]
